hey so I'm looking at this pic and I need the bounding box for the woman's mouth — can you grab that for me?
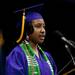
[39,35,45,40]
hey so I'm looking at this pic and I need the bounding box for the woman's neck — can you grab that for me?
[29,40,39,58]
[29,40,38,51]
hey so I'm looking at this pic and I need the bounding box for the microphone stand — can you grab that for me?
[65,44,75,65]
[58,43,75,75]
[55,30,75,74]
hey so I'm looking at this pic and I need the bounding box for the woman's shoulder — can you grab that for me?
[6,44,26,61]
[44,51,57,67]
[44,51,53,59]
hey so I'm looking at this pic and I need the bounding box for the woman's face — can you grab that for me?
[29,19,46,44]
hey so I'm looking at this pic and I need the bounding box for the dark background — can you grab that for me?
[0,0,75,75]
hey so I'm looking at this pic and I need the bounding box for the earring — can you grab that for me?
[26,35,29,41]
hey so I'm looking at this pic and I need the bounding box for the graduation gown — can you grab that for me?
[6,45,57,75]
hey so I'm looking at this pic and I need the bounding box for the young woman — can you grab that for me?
[6,12,57,75]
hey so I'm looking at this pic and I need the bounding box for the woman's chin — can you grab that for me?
[39,39,45,43]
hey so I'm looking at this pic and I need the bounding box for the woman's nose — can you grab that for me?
[40,27,45,33]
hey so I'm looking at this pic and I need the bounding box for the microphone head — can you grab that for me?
[54,30,64,38]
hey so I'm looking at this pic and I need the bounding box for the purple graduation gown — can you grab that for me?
[6,45,57,75]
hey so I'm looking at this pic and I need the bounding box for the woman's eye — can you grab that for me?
[43,25,45,28]
[34,24,41,28]
[34,24,45,28]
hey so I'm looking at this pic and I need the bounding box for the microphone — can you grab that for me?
[55,30,75,48]
[56,30,75,75]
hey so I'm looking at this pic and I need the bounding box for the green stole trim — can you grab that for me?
[20,40,54,75]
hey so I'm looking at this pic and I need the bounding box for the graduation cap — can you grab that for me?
[14,3,44,43]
